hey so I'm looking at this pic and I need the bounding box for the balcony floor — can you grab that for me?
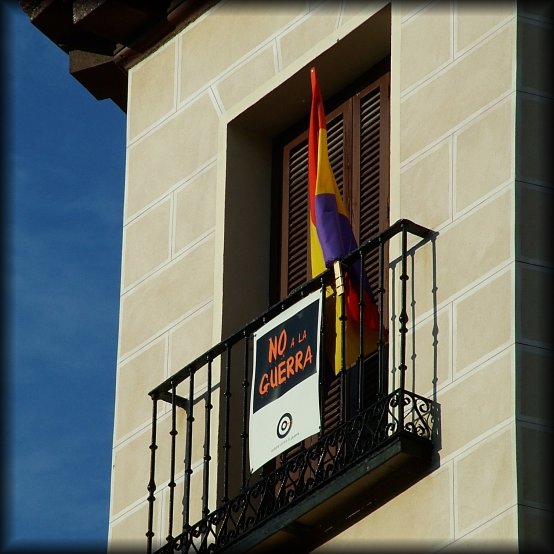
[233,432,434,553]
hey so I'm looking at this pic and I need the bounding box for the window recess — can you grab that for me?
[272,69,391,456]
[146,61,437,554]
[276,70,390,303]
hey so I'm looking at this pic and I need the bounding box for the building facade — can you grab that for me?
[23,1,552,551]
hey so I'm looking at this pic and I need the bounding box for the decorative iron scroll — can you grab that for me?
[155,388,434,554]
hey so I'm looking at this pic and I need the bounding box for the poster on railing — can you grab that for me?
[249,290,322,473]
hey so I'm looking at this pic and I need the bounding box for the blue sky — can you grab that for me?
[4,3,126,550]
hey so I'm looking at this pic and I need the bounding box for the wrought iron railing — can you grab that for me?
[146,219,435,553]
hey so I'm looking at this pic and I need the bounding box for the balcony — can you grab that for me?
[146,220,438,553]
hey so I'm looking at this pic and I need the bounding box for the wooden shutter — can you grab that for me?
[281,136,309,295]
[354,74,390,408]
[280,105,350,298]
[279,75,389,300]
[353,73,390,298]
[276,70,390,437]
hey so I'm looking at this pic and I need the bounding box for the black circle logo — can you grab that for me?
[276,413,293,439]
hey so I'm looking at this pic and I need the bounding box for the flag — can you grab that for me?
[308,67,379,373]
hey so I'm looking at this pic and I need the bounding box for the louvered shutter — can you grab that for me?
[354,74,390,407]
[281,137,309,295]
[350,74,389,288]
[276,70,390,438]
[280,106,349,297]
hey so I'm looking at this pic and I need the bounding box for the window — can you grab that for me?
[271,62,391,447]
[274,65,390,302]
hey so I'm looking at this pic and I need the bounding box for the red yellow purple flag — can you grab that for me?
[308,67,379,373]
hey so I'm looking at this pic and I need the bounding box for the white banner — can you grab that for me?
[249,290,322,473]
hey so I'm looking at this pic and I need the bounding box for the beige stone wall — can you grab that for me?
[323,1,520,550]
[108,1,391,549]
[107,0,541,550]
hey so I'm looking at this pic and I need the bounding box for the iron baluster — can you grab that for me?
[146,396,158,554]
[378,237,385,397]
[222,344,232,503]
[358,249,365,413]
[398,225,409,432]
[166,383,178,543]
[318,279,326,437]
[333,260,347,424]
[202,356,213,519]
[182,368,195,531]
[241,331,250,489]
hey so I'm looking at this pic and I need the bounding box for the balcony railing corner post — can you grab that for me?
[398,225,409,432]
[146,394,159,554]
